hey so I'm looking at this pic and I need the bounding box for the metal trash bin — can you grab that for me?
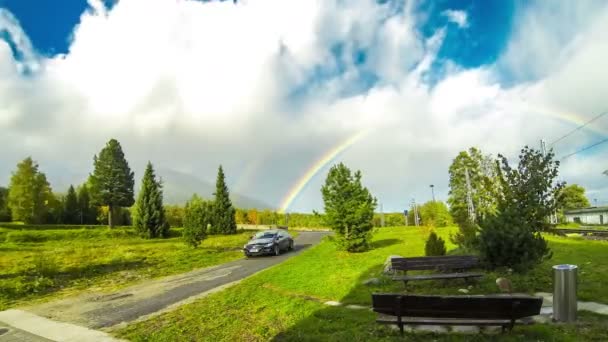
[553,264,577,322]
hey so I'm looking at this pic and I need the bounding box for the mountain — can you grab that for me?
[158,168,271,209]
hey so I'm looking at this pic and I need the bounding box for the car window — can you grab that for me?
[254,232,276,239]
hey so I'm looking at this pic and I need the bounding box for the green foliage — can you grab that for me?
[62,185,79,224]
[478,208,551,271]
[478,146,562,270]
[424,230,447,256]
[418,201,452,227]
[211,165,237,234]
[4,228,138,243]
[133,162,169,238]
[8,157,54,224]
[76,184,97,224]
[89,139,135,227]
[0,186,11,222]
[165,205,184,227]
[448,148,498,247]
[557,184,590,210]
[183,195,213,247]
[321,162,377,252]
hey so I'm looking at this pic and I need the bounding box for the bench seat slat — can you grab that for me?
[392,272,484,281]
[377,315,511,326]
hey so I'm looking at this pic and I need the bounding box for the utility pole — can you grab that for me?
[412,198,420,227]
[465,168,475,223]
[430,184,435,202]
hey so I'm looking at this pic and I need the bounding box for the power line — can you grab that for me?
[559,136,608,161]
[549,110,608,146]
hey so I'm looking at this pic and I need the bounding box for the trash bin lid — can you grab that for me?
[553,264,578,270]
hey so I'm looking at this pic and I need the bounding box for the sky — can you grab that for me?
[1,0,608,212]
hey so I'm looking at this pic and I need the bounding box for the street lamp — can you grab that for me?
[430,184,435,202]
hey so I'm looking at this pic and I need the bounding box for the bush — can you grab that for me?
[425,231,447,256]
[477,209,551,271]
[183,195,213,247]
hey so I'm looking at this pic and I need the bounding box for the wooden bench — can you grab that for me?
[372,294,543,334]
[390,255,483,285]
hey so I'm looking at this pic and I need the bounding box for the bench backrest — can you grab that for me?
[372,294,542,320]
[391,255,479,271]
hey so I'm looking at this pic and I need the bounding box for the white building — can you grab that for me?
[564,207,608,225]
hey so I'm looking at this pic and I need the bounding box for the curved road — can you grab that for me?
[24,231,329,330]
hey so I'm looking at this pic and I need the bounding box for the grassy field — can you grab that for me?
[0,226,257,310]
[117,227,608,341]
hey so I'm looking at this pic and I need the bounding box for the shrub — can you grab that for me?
[477,208,551,271]
[425,231,447,256]
[183,195,213,247]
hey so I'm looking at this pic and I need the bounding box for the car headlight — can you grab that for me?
[264,243,274,247]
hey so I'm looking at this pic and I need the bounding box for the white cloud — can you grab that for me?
[442,9,468,28]
[1,0,608,211]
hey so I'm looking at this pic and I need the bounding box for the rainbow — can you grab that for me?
[278,130,370,213]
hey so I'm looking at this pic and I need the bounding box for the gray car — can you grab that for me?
[243,229,294,257]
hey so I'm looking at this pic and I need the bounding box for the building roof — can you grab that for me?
[564,206,608,215]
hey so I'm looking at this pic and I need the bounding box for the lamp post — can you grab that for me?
[430,184,435,202]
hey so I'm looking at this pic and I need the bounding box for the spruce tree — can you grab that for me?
[183,194,213,247]
[89,139,135,227]
[134,162,169,238]
[7,157,54,224]
[212,165,237,234]
[63,185,79,224]
[77,184,96,224]
[321,162,377,252]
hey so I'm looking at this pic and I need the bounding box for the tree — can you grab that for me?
[448,147,499,248]
[7,157,54,224]
[89,139,135,227]
[165,205,184,227]
[556,184,590,210]
[211,165,237,234]
[477,146,563,270]
[321,162,377,252]
[425,231,447,256]
[418,201,452,227]
[247,209,259,225]
[62,185,79,224]
[77,184,97,224]
[235,208,248,224]
[133,162,169,238]
[0,186,11,222]
[183,194,213,247]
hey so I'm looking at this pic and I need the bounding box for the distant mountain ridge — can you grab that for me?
[158,168,272,209]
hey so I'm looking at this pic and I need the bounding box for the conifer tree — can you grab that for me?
[63,185,79,224]
[77,184,96,224]
[183,194,213,247]
[212,165,237,234]
[133,162,169,238]
[89,139,135,227]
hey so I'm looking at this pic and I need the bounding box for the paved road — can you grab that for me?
[22,231,329,331]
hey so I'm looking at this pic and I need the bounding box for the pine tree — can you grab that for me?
[425,231,447,256]
[89,139,135,227]
[134,162,169,238]
[7,157,54,224]
[0,186,11,222]
[321,162,377,252]
[212,165,237,234]
[76,184,96,224]
[63,185,79,224]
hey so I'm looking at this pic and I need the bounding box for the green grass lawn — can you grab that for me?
[0,227,256,310]
[116,227,608,342]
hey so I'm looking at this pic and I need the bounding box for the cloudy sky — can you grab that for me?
[1,0,608,212]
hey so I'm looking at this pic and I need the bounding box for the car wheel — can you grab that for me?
[244,252,251,258]
[274,244,280,256]
[288,240,294,251]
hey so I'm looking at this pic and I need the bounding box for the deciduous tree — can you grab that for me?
[556,184,590,210]
[7,157,54,224]
[0,186,11,222]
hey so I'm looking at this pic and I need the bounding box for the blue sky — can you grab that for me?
[1,0,607,211]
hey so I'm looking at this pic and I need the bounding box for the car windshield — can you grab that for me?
[253,232,277,239]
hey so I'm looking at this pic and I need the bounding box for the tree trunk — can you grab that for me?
[108,204,114,228]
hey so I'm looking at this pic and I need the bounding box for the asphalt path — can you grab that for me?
[25,231,329,330]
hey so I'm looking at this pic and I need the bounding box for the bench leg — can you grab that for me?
[402,280,408,287]
[399,323,404,336]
